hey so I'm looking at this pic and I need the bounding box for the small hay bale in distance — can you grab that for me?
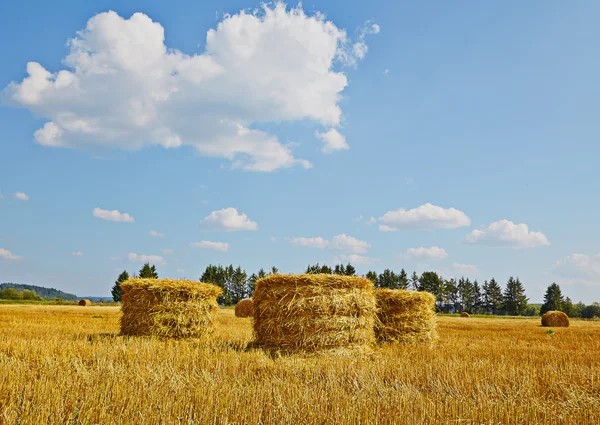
[78,299,91,306]
[374,289,437,344]
[235,298,254,318]
[541,311,569,327]
[253,274,376,354]
[461,312,470,318]
[120,278,222,339]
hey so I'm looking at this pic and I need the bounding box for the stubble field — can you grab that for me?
[0,305,599,425]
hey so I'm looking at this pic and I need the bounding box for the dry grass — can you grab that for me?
[375,289,437,344]
[542,310,570,327]
[120,278,221,338]
[234,298,254,318]
[253,274,376,353]
[0,305,599,424]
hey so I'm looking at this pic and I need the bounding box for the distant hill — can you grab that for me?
[0,283,78,301]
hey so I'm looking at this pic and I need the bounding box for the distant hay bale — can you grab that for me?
[78,299,91,306]
[375,289,437,344]
[541,311,569,327]
[120,278,222,338]
[235,298,254,318]
[461,312,470,318]
[253,274,376,354]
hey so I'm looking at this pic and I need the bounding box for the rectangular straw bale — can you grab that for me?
[375,288,437,344]
[253,274,376,353]
[120,278,222,339]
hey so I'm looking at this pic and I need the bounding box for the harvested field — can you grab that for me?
[0,305,599,425]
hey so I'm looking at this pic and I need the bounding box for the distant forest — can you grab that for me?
[0,283,78,301]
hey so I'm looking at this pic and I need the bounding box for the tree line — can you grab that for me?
[110,263,600,318]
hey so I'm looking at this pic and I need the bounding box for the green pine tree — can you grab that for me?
[397,269,409,290]
[483,278,503,315]
[112,270,129,302]
[540,283,564,314]
[138,263,158,278]
[502,277,529,316]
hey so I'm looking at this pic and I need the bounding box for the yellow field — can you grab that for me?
[0,306,599,425]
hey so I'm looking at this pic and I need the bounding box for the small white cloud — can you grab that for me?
[160,248,174,254]
[269,236,277,242]
[366,217,376,225]
[93,207,135,223]
[0,248,23,261]
[149,230,164,238]
[336,253,380,265]
[127,252,165,265]
[452,263,479,275]
[378,203,471,231]
[176,268,185,274]
[315,129,349,153]
[72,251,84,257]
[201,207,257,232]
[353,215,364,222]
[402,246,448,260]
[383,68,390,75]
[464,219,549,249]
[331,234,370,253]
[14,192,29,201]
[190,240,229,252]
[289,237,329,249]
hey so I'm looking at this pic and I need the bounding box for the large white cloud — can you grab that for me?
[378,203,471,231]
[464,219,549,248]
[190,240,229,252]
[403,246,448,260]
[93,207,135,223]
[0,248,23,261]
[552,253,600,285]
[201,207,257,231]
[330,234,370,253]
[289,237,329,249]
[3,4,377,171]
[127,252,165,265]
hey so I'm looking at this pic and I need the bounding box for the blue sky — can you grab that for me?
[1,1,599,301]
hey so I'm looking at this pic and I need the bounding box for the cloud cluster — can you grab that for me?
[3,4,377,171]
[149,230,164,237]
[93,207,135,223]
[201,207,257,231]
[289,234,370,254]
[552,253,600,285]
[190,240,229,252]
[464,220,549,248]
[378,203,471,231]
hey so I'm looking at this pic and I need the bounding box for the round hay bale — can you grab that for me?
[253,274,376,353]
[120,278,222,339]
[374,289,437,344]
[78,299,91,306]
[235,298,254,318]
[461,312,470,318]
[541,311,569,327]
